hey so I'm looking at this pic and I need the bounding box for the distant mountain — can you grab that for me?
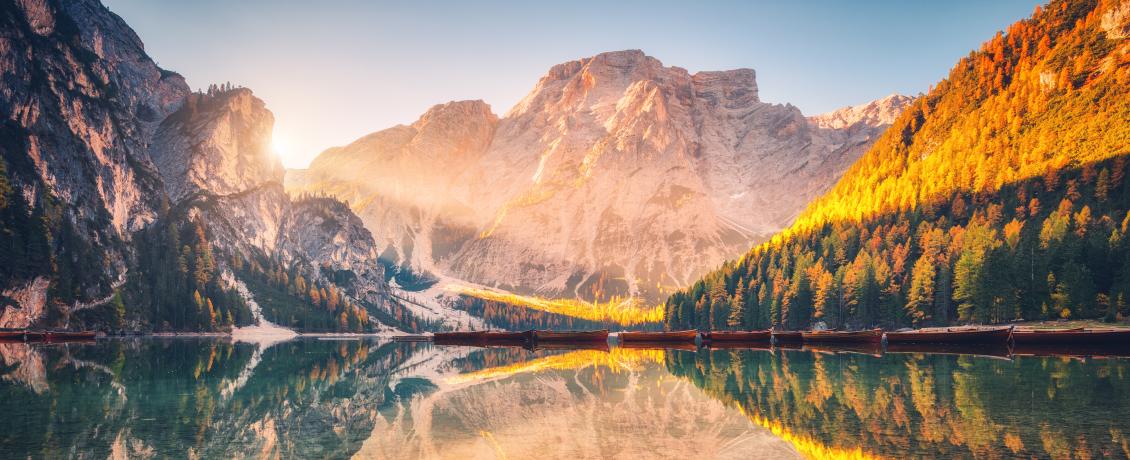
[665,0,1130,331]
[0,0,419,333]
[288,50,910,306]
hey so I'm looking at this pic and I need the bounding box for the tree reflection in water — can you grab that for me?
[665,347,1130,459]
[0,340,1127,459]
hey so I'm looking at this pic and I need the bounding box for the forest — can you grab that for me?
[123,216,253,332]
[454,296,638,331]
[665,0,1130,331]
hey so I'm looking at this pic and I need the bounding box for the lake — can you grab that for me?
[0,338,1128,459]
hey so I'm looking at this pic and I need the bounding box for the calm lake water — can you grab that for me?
[0,338,1128,459]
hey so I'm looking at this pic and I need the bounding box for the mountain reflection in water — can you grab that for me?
[0,339,1127,459]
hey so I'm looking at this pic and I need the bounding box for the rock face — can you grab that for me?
[150,88,390,311]
[291,50,911,303]
[0,0,391,329]
[150,90,283,202]
[0,0,189,320]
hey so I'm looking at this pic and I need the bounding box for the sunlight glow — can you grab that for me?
[444,284,665,326]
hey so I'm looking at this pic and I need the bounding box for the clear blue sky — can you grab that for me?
[104,0,1043,168]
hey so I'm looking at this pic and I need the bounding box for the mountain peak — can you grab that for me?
[151,87,282,202]
[413,100,497,130]
[807,93,914,130]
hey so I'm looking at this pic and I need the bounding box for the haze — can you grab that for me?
[104,0,1042,168]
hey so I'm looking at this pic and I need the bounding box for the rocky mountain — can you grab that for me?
[0,0,400,332]
[149,88,389,313]
[289,50,910,304]
[664,0,1130,331]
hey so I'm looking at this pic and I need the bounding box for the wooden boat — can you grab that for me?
[534,330,609,343]
[433,330,534,347]
[391,335,433,342]
[618,330,697,343]
[44,331,97,341]
[1012,328,1130,345]
[618,341,698,351]
[533,341,611,352]
[772,330,804,343]
[702,330,771,342]
[801,328,884,344]
[433,331,486,345]
[21,331,46,341]
[703,341,773,351]
[0,330,26,341]
[885,326,1012,344]
[482,330,534,345]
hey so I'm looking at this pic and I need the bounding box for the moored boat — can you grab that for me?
[433,330,534,347]
[702,330,771,342]
[801,328,884,344]
[534,330,609,343]
[618,330,697,343]
[482,330,534,344]
[771,330,804,343]
[0,330,26,341]
[703,341,773,350]
[618,341,698,351]
[1012,328,1130,345]
[44,330,97,341]
[433,331,486,345]
[885,326,1012,344]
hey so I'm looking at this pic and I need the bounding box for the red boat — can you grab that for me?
[885,326,1012,344]
[433,331,486,345]
[802,328,884,344]
[618,341,698,351]
[534,330,609,343]
[534,341,611,352]
[1012,328,1130,345]
[483,330,533,343]
[702,330,771,342]
[618,330,697,343]
[703,341,773,350]
[772,330,804,343]
[45,331,97,341]
[433,330,534,347]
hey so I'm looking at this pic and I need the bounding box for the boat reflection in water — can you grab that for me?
[0,338,1128,458]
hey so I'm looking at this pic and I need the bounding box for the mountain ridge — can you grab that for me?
[665,0,1130,331]
[288,49,911,309]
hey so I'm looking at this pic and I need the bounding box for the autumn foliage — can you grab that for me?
[666,0,1130,331]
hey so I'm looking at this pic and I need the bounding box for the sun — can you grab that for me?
[271,132,289,157]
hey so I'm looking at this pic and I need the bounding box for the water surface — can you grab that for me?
[0,338,1127,459]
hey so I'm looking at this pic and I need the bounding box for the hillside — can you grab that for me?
[0,0,422,333]
[665,0,1130,330]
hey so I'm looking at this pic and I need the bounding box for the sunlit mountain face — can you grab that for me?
[2,339,1128,459]
[666,0,1130,333]
[286,51,910,311]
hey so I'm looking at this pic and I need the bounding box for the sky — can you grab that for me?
[104,0,1043,168]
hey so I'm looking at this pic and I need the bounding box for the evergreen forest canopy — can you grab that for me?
[665,0,1130,331]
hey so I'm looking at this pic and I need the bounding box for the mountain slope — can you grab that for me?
[665,0,1130,331]
[0,0,414,333]
[289,51,910,307]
